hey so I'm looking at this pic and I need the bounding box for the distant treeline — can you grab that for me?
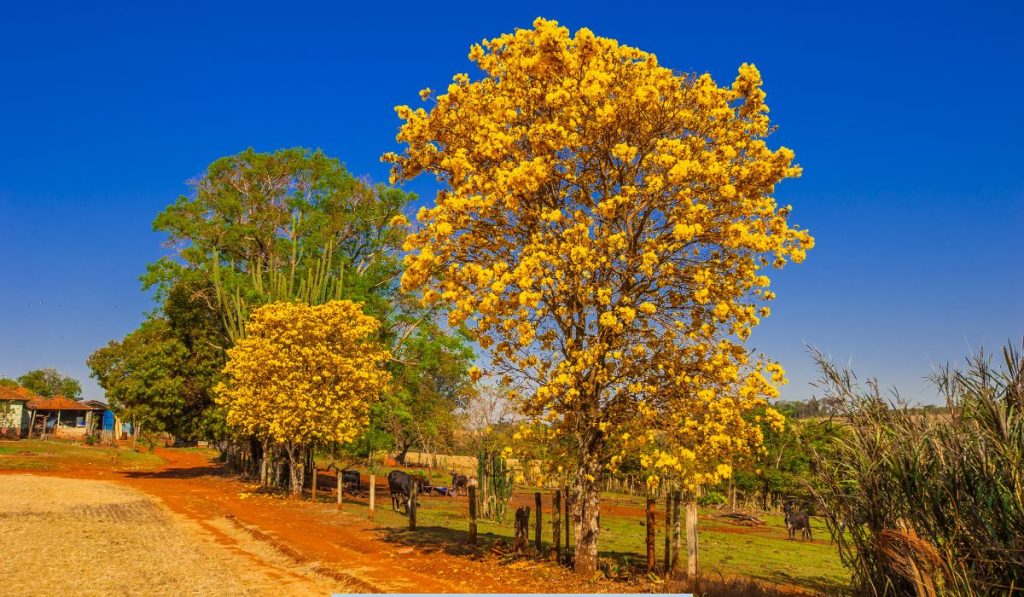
[777,398,951,419]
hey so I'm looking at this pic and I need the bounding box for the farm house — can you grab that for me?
[81,399,116,439]
[26,396,104,440]
[0,386,35,438]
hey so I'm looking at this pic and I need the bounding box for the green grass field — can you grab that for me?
[0,439,164,471]
[303,467,849,594]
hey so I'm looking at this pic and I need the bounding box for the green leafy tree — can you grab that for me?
[144,147,413,340]
[87,319,188,436]
[17,368,82,399]
[379,322,475,463]
[731,404,841,510]
[0,378,18,389]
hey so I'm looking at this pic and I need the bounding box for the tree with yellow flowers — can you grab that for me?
[216,300,390,497]
[385,18,813,573]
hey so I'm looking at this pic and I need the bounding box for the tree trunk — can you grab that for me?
[552,490,562,562]
[260,440,270,486]
[287,444,305,498]
[571,460,601,575]
[395,441,411,465]
[686,500,699,580]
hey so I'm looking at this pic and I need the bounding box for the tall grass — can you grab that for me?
[810,341,1023,596]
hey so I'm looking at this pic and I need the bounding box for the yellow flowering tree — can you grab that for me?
[216,300,390,496]
[385,18,813,573]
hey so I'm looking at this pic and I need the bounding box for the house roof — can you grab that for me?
[0,386,40,403]
[26,395,100,411]
[81,399,110,410]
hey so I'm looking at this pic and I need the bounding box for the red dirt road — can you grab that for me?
[6,448,609,594]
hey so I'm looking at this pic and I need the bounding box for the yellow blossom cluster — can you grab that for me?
[384,18,812,495]
[216,300,391,447]
[624,341,789,492]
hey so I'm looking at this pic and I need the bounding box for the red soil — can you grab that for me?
[0,448,616,593]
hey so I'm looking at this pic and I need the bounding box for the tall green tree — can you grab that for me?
[87,319,188,435]
[144,147,413,340]
[17,368,82,399]
[88,280,230,440]
[378,322,475,463]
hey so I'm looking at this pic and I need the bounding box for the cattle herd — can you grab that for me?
[383,470,478,514]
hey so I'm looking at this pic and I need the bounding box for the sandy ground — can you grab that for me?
[0,475,340,596]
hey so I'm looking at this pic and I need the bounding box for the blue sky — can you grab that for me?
[1,1,1021,403]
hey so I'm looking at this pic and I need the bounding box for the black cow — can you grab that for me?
[783,502,813,541]
[449,472,469,497]
[387,470,421,514]
[341,470,361,492]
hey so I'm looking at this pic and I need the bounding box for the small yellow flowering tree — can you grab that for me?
[216,300,390,496]
[385,18,813,573]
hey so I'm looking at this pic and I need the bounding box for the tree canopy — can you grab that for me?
[16,368,82,399]
[216,300,391,495]
[146,147,412,340]
[87,319,187,434]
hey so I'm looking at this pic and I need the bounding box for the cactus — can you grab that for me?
[477,450,515,523]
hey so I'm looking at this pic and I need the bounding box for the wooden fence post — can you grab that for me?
[552,490,561,562]
[409,481,417,530]
[468,485,478,545]
[646,496,656,572]
[671,491,683,576]
[513,506,530,554]
[534,492,542,553]
[312,467,318,502]
[336,470,343,510]
[664,491,671,573]
[368,474,376,520]
[686,499,699,580]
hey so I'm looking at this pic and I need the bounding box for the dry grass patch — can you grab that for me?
[0,475,344,596]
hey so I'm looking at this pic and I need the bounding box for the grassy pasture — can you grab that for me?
[306,464,849,594]
[0,439,163,471]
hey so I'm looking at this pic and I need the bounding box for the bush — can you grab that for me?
[810,342,1024,596]
[698,490,727,507]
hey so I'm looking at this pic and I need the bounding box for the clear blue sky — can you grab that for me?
[1,1,1021,403]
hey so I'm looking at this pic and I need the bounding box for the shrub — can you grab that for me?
[698,490,727,507]
[810,342,1023,596]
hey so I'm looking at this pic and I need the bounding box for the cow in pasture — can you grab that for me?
[449,472,469,497]
[783,502,813,541]
[341,470,360,492]
[387,470,421,514]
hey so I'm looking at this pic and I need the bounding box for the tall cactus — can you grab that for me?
[477,450,515,523]
[212,241,344,343]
